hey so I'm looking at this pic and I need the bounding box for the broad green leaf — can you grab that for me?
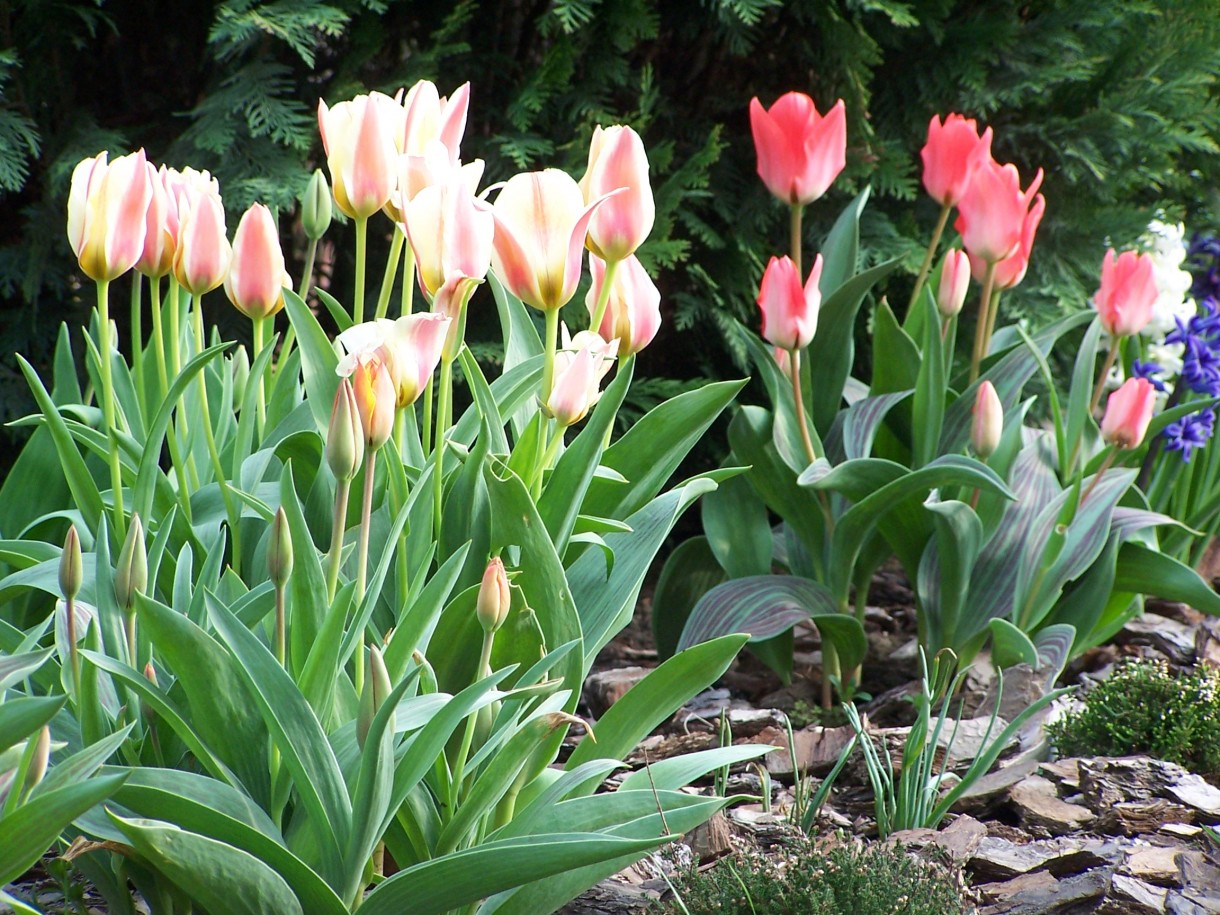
[0,696,64,754]
[839,390,913,462]
[617,746,772,792]
[988,618,1038,669]
[283,289,339,435]
[702,468,772,579]
[651,536,727,661]
[1113,542,1220,616]
[0,649,51,693]
[490,272,544,437]
[917,499,983,655]
[678,575,834,650]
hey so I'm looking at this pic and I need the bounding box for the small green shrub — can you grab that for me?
[652,836,971,915]
[1048,659,1220,776]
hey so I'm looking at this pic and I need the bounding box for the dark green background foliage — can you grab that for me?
[2,0,1218,440]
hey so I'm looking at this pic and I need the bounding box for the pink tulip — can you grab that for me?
[757,254,824,351]
[971,381,1003,459]
[225,204,292,320]
[749,93,846,206]
[389,80,475,217]
[921,114,993,208]
[954,157,1044,265]
[402,179,494,299]
[1095,248,1158,338]
[67,149,153,282]
[318,92,401,219]
[137,163,176,278]
[579,125,654,261]
[937,249,971,318]
[585,254,661,357]
[968,192,1045,291]
[1101,377,1156,449]
[336,313,450,408]
[352,353,397,449]
[173,183,231,296]
[476,556,511,633]
[547,329,619,426]
[491,169,611,312]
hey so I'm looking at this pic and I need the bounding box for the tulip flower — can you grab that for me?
[491,169,611,312]
[969,193,1046,291]
[318,92,402,220]
[337,312,451,408]
[352,354,397,451]
[921,114,993,208]
[757,254,824,351]
[937,249,971,318]
[67,149,153,282]
[387,80,474,217]
[579,125,655,262]
[173,184,231,296]
[585,254,661,357]
[402,180,494,299]
[971,381,1003,459]
[954,157,1044,266]
[137,163,176,278]
[1101,377,1156,449]
[225,204,292,320]
[749,92,846,206]
[476,557,511,634]
[546,329,619,426]
[1095,248,1158,338]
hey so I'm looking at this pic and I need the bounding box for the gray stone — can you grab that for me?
[1010,774,1095,835]
[1105,874,1168,914]
[584,666,652,718]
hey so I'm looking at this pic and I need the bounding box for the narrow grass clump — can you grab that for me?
[1048,658,1220,776]
[652,836,971,915]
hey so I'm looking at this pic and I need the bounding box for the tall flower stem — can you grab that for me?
[541,309,561,402]
[353,216,369,324]
[167,278,200,492]
[130,277,145,414]
[326,479,351,603]
[984,288,1003,352]
[908,203,952,313]
[588,259,619,333]
[274,584,287,668]
[969,261,999,382]
[96,279,127,540]
[1082,448,1118,505]
[790,203,803,275]
[65,595,80,701]
[124,612,137,670]
[451,630,496,808]
[252,315,268,439]
[191,293,242,575]
[1089,339,1120,416]
[433,358,453,541]
[148,276,169,404]
[374,228,405,320]
[354,448,377,696]
[401,243,416,316]
[789,347,817,465]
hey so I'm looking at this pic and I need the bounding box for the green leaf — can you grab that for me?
[617,746,772,792]
[701,468,771,578]
[912,289,946,468]
[1113,542,1220,616]
[0,696,63,754]
[678,575,834,650]
[988,617,1038,669]
[651,536,727,661]
[283,288,339,435]
[917,499,983,655]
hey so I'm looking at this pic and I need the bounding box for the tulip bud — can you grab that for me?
[225,203,292,320]
[268,507,294,590]
[173,186,232,296]
[142,661,159,723]
[476,557,511,633]
[970,381,1003,459]
[352,356,396,450]
[585,254,662,357]
[936,250,970,319]
[1101,377,1156,449]
[67,149,154,282]
[303,169,333,241]
[231,345,250,408]
[60,525,82,602]
[921,114,993,208]
[579,125,655,262]
[23,726,50,795]
[546,330,618,427]
[114,514,147,613]
[1095,248,1158,338]
[356,644,393,749]
[327,378,365,482]
[757,254,824,351]
[412,649,438,695]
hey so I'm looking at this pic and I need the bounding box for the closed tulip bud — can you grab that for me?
[225,204,292,320]
[173,185,232,296]
[579,125,655,261]
[142,661,159,722]
[1101,377,1156,449]
[546,329,619,427]
[921,114,993,208]
[936,249,971,318]
[23,726,50,794]
[231,345,250,408]
[59,525,82,602]
[326,378,365,482]
[352,355,396,450]
[970,381,1003,459]
[757,254,824,351]
[970,194,1046,292]
[318,92,401,220]
[585,254,662,357]
[476,557,511,633]
[356,644,393,749]
[302,169,333,241]
[954,157,1044,266]
[67,149,153,282]
[137,162,175,278]
[269,507,294,590]
[1095,249,1158,338]
[749,93,846,206]
[114,514,147,613]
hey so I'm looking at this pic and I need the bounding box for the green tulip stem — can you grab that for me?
[789,347,817,465]
[984,288,1003,356]
[190,293,242,576]
[588,258,620,335]
[1090,338,1120,416]
[326,478,351,604]
[354,449,377,698]
[790,203,803,276]
[95,279,127,541]
[433,358,453,542]
[969,261,999,383]
[908,202,952,314]
[252,315,268,439]
[541,308,561,401]
[402,241,416,316]
[374,228,405,321]
[65,594,81,701]
[354,215,369,324]
[148,275,169,404]
[123,610,137,669]
[130,277,145,414]
[451,631,496,810]
[275,583,287,668]
[821,640,840,710]
[1082,447,1117,507]
[161,279,197,502]
[529,423,567,494]
[421,375,435,455]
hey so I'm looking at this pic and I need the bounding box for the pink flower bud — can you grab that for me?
[585,254,662,357]
[579,125,655,261]
[318,92,402,220]
[137,162,176,278]
[546,329,618,426]
[225,204,292,320]
[1095,249,1158,338]
[352,355,396,450]
[968,194,1046,291]
[476,557,511,633]
[954,157,1044,265]
[173,185,231,296]
[970,381,1003,459]
[921,114,993,208]
[749,93,846,206]
[67,149,153,282]
[1101,377,1156,449]
[936,249,971,318]
[756,254,824,351]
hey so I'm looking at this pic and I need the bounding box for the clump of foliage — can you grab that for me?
[1048,658,1220,776]
[652,836,972,915]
